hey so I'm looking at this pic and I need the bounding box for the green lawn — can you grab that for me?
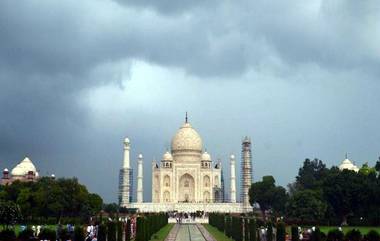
[203,224,234,241]
[1,225,56,236]
[149,223,174,241]
[319,226,380,235]
[285,226,380,235]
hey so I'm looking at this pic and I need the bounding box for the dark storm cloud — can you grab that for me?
[113,0,219,15]
[0,0,379,202]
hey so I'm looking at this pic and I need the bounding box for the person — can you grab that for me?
[36,225,41,237]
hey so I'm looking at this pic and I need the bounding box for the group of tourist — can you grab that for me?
[168,211,208,223]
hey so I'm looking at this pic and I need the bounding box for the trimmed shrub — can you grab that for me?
[345,229,362,241]
[107,221,117,241]
[0,229,16,241]
[117,222,123,241]
[136,217,145,241]
[74,225,85,241]
[364,230,380,241]
[327,229,344,241]
[311,227,322,241]
[244,218,250,241]
[249,218,257,241]
[98,224,107,241]
[276,222,286,241]
[39,228,56,241]
[291,226,299,241]
[125,219,131,241]
[18,228,34,241]
[267,222,273,241]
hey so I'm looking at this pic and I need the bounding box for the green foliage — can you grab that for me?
[18,228,34,241]
[287,158,380,226]
[249,176,288,219]
[98,224,107,241]
[135,214,167,241]
[74,225,85,241]
[326,229,344,241]
[0,201,22,226]
[0,177,103,223]
[364,230,380,241]
[311,227,322,241]
[286,190,327,223]
[346,229,362,241]
[276,222,286,241]
[296,159,328,190]
[117,221,122,241]
[267,222,273,241]
[0,229,16,241]
[38,228,56,241]
[244,218,250,241]
[249,218,257,241]
[125,219,131,241]
[291,226,299,241]
[107,221,117,241]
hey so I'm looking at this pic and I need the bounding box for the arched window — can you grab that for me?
[163,191,170,202]
[214,176,219,186]
[203,175,210,187]
[164,175,170,187]
[204,191,210,203]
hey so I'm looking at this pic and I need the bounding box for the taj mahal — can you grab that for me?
[118,116,253,213]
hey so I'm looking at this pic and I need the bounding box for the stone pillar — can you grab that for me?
[119,138,133,206]
[230,154,237,203]
[123,138,130,169]
[137,154,143,203]
[241,136,252,212]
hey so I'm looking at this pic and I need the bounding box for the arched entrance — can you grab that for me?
[179,173,195,202]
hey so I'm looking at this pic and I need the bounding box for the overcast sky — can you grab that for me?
[1,0,380,203]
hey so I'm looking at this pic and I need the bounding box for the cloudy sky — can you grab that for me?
[1,0,379,203]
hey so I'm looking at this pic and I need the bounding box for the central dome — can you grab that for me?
[171,122,203,154]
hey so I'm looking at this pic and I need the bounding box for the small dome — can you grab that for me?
[35,172,39,177]
[51,174,55,178]
[3,168,9,172]
[11,157,37,176]
[230,154,235,159]
[138,154,143,159]
[162,151,173,161]
[201,151,211,161]
[339,158,359,172]
[124,138,130,144]
[171,122,203,154]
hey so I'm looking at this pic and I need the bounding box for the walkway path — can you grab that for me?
[165,224,216,241]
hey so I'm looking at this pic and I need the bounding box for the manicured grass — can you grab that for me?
[1,225,57,236]
[319,226,380,235]
[149,223,174,241]
[285,226,380,235]
[203,224,234,241]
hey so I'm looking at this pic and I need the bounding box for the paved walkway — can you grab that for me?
[165,224,216,241]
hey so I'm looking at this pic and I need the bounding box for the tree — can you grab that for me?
[286,190,327,223]
[295,159,328,191]
[249,176,288,219]
[0,201,22,227]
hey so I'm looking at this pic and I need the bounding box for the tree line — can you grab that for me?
[249,158,380,225]
[0,177,103,225]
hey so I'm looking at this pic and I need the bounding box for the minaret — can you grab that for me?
[137,153,144,203]
[119,138,133,206]
[241,136,253,212]
[230,154,237,203]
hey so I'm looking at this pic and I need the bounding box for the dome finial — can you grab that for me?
[345,152,348,159]
[185,112,188,123]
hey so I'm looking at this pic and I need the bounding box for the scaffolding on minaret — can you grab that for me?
[241,136,253,211]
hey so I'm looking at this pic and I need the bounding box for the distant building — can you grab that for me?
[338,157,359,172]
[1,156,54,185]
